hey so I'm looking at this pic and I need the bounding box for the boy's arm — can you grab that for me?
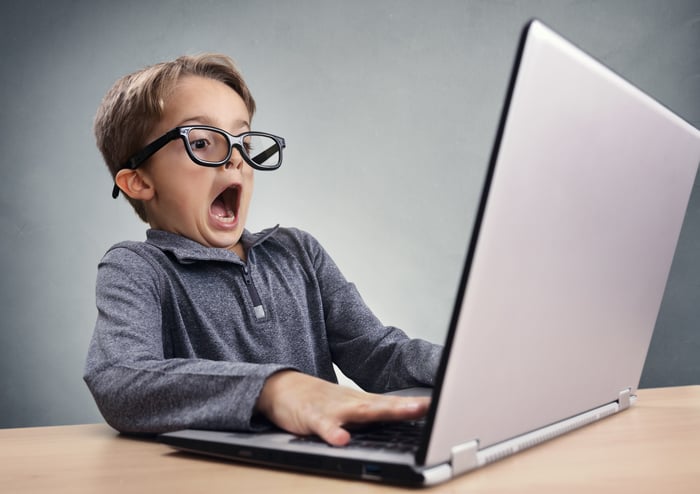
[303,233,442,392]
[83,248,291,434]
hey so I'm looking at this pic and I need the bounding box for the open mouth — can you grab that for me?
[210,185,240,223]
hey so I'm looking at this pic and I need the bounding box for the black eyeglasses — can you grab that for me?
[112,126,286,198]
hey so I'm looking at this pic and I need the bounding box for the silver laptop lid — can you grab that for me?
[419,20,700,467]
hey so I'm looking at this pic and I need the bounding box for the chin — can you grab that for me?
[205,230,243,250]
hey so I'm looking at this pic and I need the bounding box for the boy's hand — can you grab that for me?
[256,370,430,446]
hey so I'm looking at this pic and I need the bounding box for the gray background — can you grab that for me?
[1,0,698,428]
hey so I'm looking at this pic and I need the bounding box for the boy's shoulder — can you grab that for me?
[103,235,169,261]
[264,225,321,248]
[251,226,329,263]
[101,226,325,263]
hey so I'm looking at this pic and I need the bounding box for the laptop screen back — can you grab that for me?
[420,20,700,467]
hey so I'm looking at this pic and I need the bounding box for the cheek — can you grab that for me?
[242,169,255,199]
[155,167,210,209]
[236,175,254,217]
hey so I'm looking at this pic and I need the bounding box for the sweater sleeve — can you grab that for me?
[300,232,443,393]
[83,247,290,435]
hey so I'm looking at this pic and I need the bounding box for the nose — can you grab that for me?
[224,147,244,170]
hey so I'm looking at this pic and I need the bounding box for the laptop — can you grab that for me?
[160,20,700,486]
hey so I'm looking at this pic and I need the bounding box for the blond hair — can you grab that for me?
[94,53,256,222]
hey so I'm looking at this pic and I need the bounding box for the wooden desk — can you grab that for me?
[2,386,699,493]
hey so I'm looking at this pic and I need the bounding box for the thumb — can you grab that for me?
[315,417,351,447]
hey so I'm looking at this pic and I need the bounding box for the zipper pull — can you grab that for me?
[241,265,266,319]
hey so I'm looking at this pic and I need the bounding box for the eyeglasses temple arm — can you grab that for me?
[251,142,283,165]
[111,129,181,198]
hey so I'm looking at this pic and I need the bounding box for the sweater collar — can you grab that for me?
[145,225,280,264]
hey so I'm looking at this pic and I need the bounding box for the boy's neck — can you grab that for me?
[146,227,248,262]
[230,243,247,262]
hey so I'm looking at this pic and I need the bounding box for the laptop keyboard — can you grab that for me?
[291,419,425,453]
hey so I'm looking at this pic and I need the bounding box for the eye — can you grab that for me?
[242,136,252,154]
[191,138,209,150]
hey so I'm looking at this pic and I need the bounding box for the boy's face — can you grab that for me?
[139,75,254,256]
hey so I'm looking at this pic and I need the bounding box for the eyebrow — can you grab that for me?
[178,116,251,132]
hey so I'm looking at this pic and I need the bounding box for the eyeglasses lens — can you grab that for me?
[187,128,230,164]
[187,128,281,169]
[246,134,282,168]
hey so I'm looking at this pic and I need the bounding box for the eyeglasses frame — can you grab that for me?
[112,126,285,198]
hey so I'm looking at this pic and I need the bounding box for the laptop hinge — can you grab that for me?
[450,439,479,475]
[618,388,631,411]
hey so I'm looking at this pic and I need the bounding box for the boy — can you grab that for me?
[84,53,442,446]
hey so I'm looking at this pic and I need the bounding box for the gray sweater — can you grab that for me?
[84,226,441,434]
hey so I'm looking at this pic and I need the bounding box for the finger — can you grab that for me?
[340,396,430,425]
[315,417,351,447]
[393,397,431,418]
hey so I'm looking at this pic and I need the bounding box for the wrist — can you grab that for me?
[256,369,299,415]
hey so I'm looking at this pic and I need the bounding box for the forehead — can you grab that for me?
[157,75,250,132]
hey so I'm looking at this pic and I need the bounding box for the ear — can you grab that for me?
[115,168,155,201]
